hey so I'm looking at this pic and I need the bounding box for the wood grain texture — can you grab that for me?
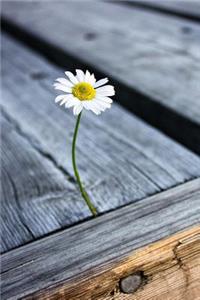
[2,33,200,252]
[2,0,200,153]
[2,179,200,300]
[1,111,87,253]
[118,0,200,22]
[99,228,200,300]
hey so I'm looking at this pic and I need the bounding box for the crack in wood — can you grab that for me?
[4,168,35,239]
[1,107,76,184]
[172,241,191,299]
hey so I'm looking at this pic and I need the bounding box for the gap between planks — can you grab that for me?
[1,178,200,300]
[115,0,200,23]
[2,32,200,253]
[1,1,200,154]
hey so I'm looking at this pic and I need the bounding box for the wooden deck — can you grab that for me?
[1,1,200,299]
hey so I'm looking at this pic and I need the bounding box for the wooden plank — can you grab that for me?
[119,0,200,22]
[2,179,200,300]
[2,32,200,253]
[2,0,200,153]
[98,228,200,300]
[1,111,87,253]
[1,115,33,252]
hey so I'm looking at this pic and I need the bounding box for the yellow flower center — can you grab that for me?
[72,82,96,101]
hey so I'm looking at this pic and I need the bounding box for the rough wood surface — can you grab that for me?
[2,33,200,253]
[119,0,200,22]
[2,0,200,153]
[0,112,85,253]
[100,228,200,300]
[2,180,200,300]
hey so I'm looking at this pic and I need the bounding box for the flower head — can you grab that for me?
[54,70,115,115]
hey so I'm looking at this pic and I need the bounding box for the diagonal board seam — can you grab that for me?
[2,38,186,191]
[2,105,199,212]
[113,0,200,23]
[2,222,200,299]
[2,86,199,206]
[2,178,200,274]
[2,42,192,189]
[1,18,200,155]
[3,103,199,255]
[0,105,162,204]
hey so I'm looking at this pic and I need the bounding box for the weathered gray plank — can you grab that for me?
[1,116,34,252]
[2,33,200,253]
[119,0,200,22]
[0,112,88,253]
[2,0,200,153]
[2,179,200,300]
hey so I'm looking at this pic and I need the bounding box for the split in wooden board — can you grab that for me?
[2,0,200,153]
[1,179,200,299]
[2,33,200,253]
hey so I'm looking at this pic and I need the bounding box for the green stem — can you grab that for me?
[72,111,97,217]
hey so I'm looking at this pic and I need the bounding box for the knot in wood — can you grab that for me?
[119,272,143,294]
[84,32,96,41]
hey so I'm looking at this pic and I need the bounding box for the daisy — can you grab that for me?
[53,70,115,217]
[54,69,115,115]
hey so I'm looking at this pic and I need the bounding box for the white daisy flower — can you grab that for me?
[54,69,115,115]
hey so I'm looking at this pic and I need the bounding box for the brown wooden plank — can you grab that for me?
[97,228,200,300]
[2,0,200,153]
[2,33,200,253]
[2,179,200,299]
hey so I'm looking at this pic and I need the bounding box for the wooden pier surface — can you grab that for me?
[1,1,200,299]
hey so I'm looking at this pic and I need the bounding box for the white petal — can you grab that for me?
[92,101,105,111]
[93,100,110,111]
[84,70,91,82]
[83,101,101,115]
[73,103,83,115]
[94,78,108,88]
[96,85,115,96]
[95,99,111,109]
[98,84,114,90]
[65,71,79,84]
[55,94,66,103]
[60,98,68,106]
[65,96,80,108]
[95,96,113,104]
[96,90,115,97]
[57,95,74,106]
[55,78,73,87]
[54,83,72,93]
[82,101,91,110]
[88,74,96,86]
[90,107,101,115]
[76,69,85,82]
